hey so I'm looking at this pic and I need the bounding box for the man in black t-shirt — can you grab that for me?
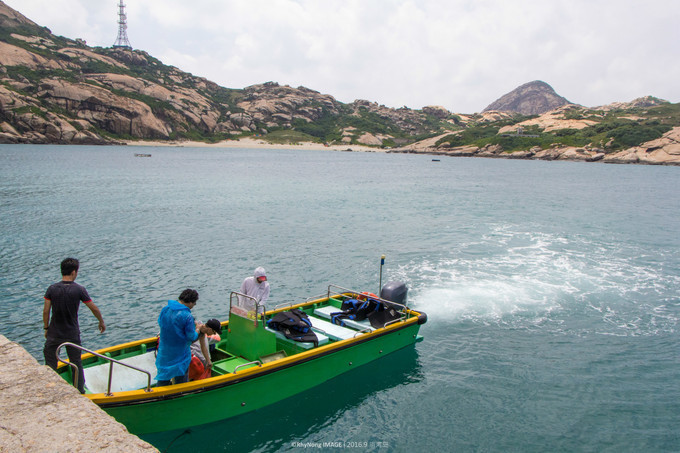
[43,258,106,393]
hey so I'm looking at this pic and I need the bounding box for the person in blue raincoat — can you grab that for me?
[155,289,211,386]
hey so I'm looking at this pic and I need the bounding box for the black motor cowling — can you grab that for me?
[380,281,408,306]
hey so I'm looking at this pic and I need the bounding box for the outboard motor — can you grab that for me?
[380,281,408,306]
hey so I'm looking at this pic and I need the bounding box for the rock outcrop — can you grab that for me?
[347,99,455,139]
[595,96,668,111]
[497,104,598,133]
[237,82,341,129]
[603,127,680,165]
[483,80,571,115]
[391,141,608,163]
[234,84,456,146]
[391,114,680,166]
[38,78,171,139]
[0,2,263,144]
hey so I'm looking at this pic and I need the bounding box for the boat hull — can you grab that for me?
[103,322,422,434]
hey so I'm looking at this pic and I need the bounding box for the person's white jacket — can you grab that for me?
[240,267,270,309]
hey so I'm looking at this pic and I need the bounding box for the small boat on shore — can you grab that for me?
[55,283,426,435]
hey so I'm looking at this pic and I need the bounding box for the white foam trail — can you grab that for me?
[399,225,679,335]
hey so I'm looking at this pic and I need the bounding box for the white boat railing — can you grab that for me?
[229,291,266,327]
[326,284,412,318]
[55,342,153,396]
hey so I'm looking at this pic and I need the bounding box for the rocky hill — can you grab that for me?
[0,2,678,165]
[483,80,571,115]
[395,101,680,165]
[0,2,457,147]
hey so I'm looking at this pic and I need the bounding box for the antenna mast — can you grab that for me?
[113,0,132,49]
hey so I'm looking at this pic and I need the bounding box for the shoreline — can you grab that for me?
[120,137,679,166]
[8,135,674,165]
[122,137,382,153]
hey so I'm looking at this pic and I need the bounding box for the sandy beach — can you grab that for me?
[122,137,382,152]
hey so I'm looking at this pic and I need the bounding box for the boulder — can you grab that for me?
[58,48,127,69]
[603,126,680,165]
[422,105,450,119]
[357,132,383,146]
[38,79,170,139]
[445,146,479,156]
[0,41,66,70]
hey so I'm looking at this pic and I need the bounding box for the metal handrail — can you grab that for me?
[233,360,262,374]
[273,301,296,310]
[56,342,153,396]
[56,351,80,390]
[384,318,404,328]
[353,328,373,338]
[304,292,330,303]
[274,291,332,309]
[229,291,266,327]
[326,284,411,319]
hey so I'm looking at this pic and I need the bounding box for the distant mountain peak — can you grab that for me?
[483,80,571,115]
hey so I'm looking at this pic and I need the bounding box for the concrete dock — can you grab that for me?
[0,334,158,453]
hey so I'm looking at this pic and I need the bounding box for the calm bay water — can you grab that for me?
[1,144,678,452]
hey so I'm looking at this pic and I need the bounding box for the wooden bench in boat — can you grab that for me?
[313,305,375,332]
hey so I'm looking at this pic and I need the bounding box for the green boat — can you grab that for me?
[55,283,427,435]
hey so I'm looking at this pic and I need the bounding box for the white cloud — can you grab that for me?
[4,0,680,112]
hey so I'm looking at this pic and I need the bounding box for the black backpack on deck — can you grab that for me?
[331,297,402,329]
[267,309,319,347]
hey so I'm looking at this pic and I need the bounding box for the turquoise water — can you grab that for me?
[1,145,679,452]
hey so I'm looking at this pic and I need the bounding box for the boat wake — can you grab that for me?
[398,224,679,336]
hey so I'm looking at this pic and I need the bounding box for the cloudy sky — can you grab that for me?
[5,0,680,113]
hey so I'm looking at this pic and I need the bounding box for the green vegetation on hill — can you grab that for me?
[436,105,679,152]
[287,105,457,147]
[261,130,322,145]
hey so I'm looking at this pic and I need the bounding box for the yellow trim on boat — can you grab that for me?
[83,309,422,405]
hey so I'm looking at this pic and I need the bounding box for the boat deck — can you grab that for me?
[73,296,408,394]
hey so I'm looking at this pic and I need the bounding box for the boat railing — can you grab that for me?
[353,328,373,338]
[304,292,332,303]
[273,301,296,310]
[326,284,412,319]
[55,342,153,396]
[274,291,329,309]
[229,291,266,327]
[233,360,262,374]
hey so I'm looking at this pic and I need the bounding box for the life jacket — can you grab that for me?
[331,297,402,329]
[267,309,319,347]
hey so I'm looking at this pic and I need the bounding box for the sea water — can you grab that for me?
[0,145,678,452]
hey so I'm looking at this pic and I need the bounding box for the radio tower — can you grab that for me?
[113,0,132,49]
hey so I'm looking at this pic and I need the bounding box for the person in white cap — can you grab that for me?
[239,267,270,310]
